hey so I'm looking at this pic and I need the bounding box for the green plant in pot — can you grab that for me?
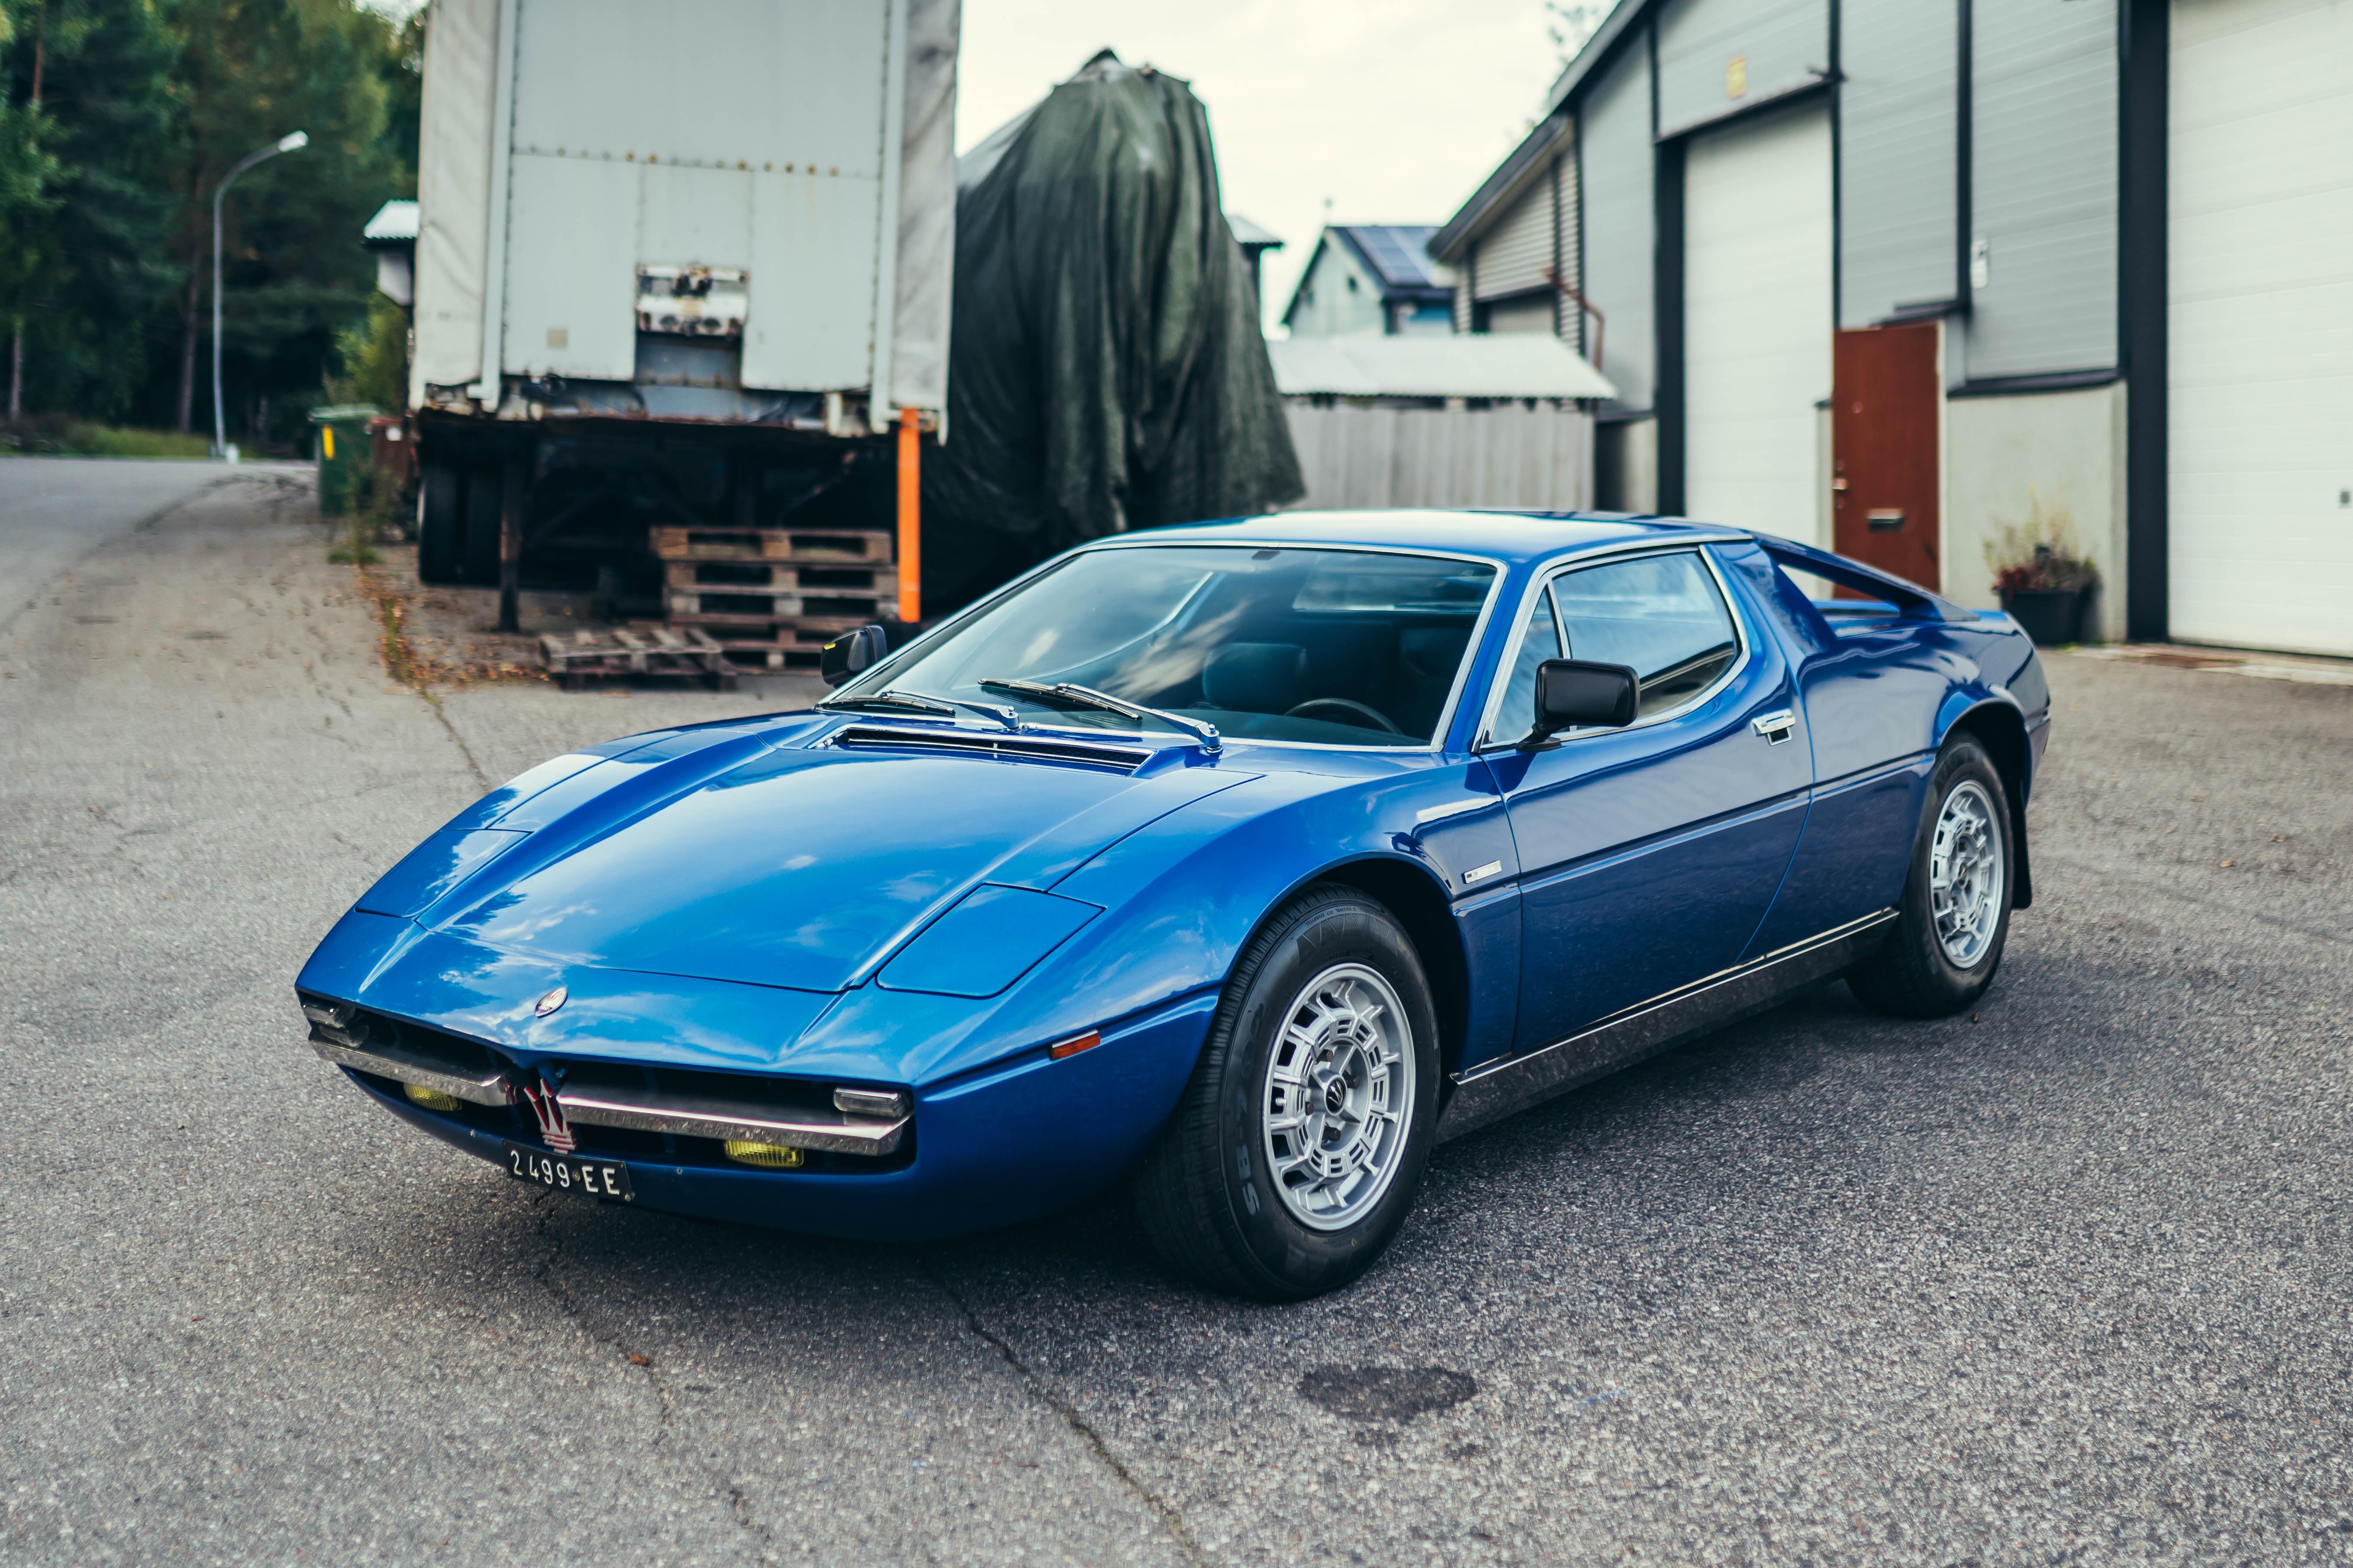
[1985,493,2098,646]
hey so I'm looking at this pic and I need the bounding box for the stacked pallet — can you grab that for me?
[651,524,897,672]
[541,627,738,691]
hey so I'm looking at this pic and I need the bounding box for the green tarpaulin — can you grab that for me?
[922,52,1305,613]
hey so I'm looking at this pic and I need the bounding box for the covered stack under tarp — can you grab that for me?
[923,52,1304,611]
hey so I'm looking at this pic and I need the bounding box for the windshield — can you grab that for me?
[839,545,1498,747]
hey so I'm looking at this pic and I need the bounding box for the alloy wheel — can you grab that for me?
[1259,962,1416,1231]
[1929,779,2005,969]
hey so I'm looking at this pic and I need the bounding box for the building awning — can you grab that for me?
[1266,333,1616,401]
[1227,212,1283,250]
[363,199,419,248]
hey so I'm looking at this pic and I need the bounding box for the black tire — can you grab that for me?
[1134,884,1440,1300]
[460,467,503,586]
[416,461,465,584]
[1848,736,2015,1018]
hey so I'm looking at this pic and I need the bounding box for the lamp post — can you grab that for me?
[211,130,308,460]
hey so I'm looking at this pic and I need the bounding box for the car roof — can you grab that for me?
[1084,509,1745,570]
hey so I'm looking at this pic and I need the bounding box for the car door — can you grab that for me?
[1721,538,1961,956]
[1482,547,1814,1058]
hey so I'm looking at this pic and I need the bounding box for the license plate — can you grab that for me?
[504,1143,633,1201]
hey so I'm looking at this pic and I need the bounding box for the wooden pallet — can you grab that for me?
[539,627,739,691]
[663,559,896,595]
[695,623,855,672]
[648,525,892,565]
[667,586,895,624]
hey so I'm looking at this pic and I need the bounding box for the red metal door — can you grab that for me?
[1831,323,1940,589]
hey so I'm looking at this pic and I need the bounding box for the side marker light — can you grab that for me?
[404,1082,462,1112]
[1048,1031,1101,1061]
[724,1140,807,1169]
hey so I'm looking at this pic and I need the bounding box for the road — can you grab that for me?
[0,459,239,632]
[3,469,2349,1565]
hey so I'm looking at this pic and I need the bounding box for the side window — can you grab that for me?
[1491,582,1564,741]
[1552,552,1739,718]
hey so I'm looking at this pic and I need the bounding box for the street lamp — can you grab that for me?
[211,130,308,460]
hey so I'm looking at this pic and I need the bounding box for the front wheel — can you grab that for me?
[1847,736,2014,1018]
[1133,885,1439,1299]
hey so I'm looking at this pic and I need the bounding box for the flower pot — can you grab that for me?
[2000,586,2089,646]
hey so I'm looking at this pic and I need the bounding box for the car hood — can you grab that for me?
[410,738,1253,993]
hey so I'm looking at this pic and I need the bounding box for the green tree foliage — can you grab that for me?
[0,0,418,439]
[0,0,65,417]
[326,288,404,412]
[379,4,422,192]
[3,0,178,422]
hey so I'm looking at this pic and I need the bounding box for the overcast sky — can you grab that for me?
[955,0,1580,331]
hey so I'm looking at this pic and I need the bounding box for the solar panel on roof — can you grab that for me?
[1350,227,1435,288]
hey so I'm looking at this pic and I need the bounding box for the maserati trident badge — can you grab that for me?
[520,1080,577,1154]
[534,985,568,1017]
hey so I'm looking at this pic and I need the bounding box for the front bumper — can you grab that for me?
[336,989,1217,1243]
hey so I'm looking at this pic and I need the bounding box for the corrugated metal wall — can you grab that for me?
[1655,0,1828,135]
[1965,0,2119,377]
[1580,46,1655,412]
[1838,0,1959,327]
[1555,156,1582,347]
[1284,403,1594,511]
[1475,171,1559,302]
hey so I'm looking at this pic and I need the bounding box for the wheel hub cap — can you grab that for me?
[1929,778,2005,969]
[1260,963,1415,1231]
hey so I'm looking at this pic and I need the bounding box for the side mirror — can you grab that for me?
[819,623,890,688]
[1526,658,1638,745]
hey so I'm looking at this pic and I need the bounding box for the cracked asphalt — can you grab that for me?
[3,465,2350,1565]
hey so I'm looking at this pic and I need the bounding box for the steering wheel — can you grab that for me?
[1284,697,1403,734]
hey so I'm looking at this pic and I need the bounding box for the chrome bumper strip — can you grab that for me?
[308,1027,514,1107]
[555,1083,909,1157]
[1436,909,1898,1143]
[304,1004,911,1157]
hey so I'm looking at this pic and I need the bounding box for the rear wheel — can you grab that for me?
[1848,736,2014,1017]
[416,460,466,584]
[1134,885,1439,1299]
[460,466,503,586]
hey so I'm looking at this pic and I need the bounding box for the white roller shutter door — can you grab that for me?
[1682,105,1833,542]
[2169,0,2353,655]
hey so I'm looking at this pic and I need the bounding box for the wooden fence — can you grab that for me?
[1282,402,1596,512]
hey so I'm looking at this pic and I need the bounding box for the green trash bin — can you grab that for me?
[308,404,380,516]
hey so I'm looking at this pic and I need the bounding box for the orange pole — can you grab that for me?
[895,406,921,623]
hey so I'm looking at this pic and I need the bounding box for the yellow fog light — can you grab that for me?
[404,1082,462,1112]
[724,1140,806,1169]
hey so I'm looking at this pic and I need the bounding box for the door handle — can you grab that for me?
[1751,709,1798,744]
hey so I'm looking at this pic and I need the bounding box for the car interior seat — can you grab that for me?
[1200,642,1307,713]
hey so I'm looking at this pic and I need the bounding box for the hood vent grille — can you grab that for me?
[830,724,1149,773]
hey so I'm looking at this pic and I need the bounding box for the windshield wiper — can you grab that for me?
[977,678,1221,754]
[819,689,1023,733]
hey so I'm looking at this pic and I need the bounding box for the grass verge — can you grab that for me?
[1,418,216,459]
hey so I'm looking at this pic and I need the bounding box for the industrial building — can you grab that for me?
[1433,0,2351,654]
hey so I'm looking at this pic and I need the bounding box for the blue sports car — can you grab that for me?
[297,511,2048,1298]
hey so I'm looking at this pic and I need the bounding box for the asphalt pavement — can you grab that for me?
[3,469,2349,1565]
[0,459,242,630]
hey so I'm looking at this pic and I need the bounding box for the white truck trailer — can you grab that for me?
[407,0,957,625]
